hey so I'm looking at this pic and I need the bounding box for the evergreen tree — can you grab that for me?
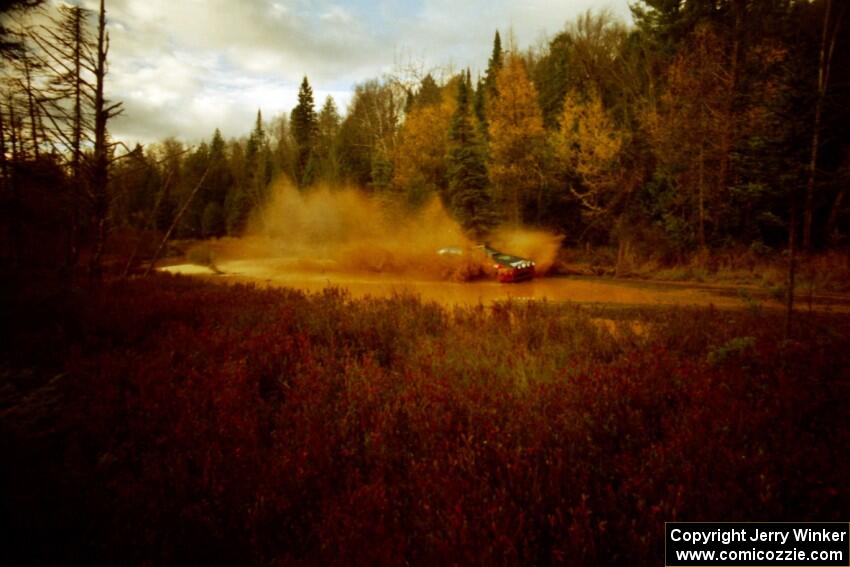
[111,143,158,229]
[485,30,504,98]
[178,141,210,237]
[476,31,504,136]
[244,110,272,226]
[225,140,249,234]
[207,128,232,206]
[446,72,495,238]
[290,76,318,187]
[415,74,441,109]
[315,95,341,183]
[152,138,184,233]
[473,75,487,131]
[270,114,297,182]
[201,202,225,237]
[535,31,572,129]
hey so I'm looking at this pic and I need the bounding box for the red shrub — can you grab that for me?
[2,274,848,565]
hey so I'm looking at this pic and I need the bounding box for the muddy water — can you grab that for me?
[160,258,850,312]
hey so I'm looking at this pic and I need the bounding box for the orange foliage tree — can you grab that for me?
[392,84,455,207]
[555,88,624,215]
[488,54,548,227]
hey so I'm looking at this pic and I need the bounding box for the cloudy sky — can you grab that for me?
[64,0,633,145]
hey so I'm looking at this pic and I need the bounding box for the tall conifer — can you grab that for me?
[291,76,318,187]
[447,72,495,238]
[476,31,504,137]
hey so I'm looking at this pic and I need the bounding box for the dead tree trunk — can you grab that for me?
[825,187,845,243]
[803,0,844,250]
[7,97,22,270]
[68,6,85,271]
[144,167,210,277]
[825,151,849,244]
[22,55,40,160]
[0,100,7,183]
[122,166,175,277]
[0,99,9,268]
[88,0,122,278]
[786,197,797,338]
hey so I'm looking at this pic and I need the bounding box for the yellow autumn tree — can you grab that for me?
[555,88,624,214]
[488,54,548,226]
[392,85,456,207]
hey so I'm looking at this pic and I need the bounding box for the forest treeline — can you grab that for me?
[0,0,848,275]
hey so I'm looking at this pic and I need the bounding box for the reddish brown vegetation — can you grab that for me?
[1,275,849,565]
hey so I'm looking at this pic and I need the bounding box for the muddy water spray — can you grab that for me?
[198,178,562,279]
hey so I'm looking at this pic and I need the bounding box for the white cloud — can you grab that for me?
[65,0,633,145]
[320,5,355,25]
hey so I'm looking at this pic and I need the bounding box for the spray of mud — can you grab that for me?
[193,178,562,281]
[487,228,562,275]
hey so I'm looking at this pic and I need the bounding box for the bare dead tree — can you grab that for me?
[122,164,176,277]
[825,150,848,244]
[0,26,46,162]
[786,196,797,339]
[144,166,210,277]
[802,0,845,250]
[88,0,123,278]
[3,93,23,268]
[18,1,125,276]
[30,4,93,177]
[0,97,7,183]
[15,41,41,159]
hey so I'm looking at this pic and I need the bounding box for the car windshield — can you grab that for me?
[494,254,522,264]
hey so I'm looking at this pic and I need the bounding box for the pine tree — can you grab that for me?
[270,115,297,182]
[446,72,495,238]
[315,95,341,183]
[154,138,183,233]
[201,202,225,237]
[245,110,272,223]
[290,76,318,187]
[534,30,572,129]
[485,31,504,98]
[473,75,487,131]
[225,141,249,234]
[207,128,232,205]
[178,141,210,237]
[476,31,504,136]
[415,74,441,109]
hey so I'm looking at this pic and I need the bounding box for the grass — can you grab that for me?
[557,246,850,294]
[1,274,849,565]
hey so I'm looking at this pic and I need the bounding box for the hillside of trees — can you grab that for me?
[0,0,848,277]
